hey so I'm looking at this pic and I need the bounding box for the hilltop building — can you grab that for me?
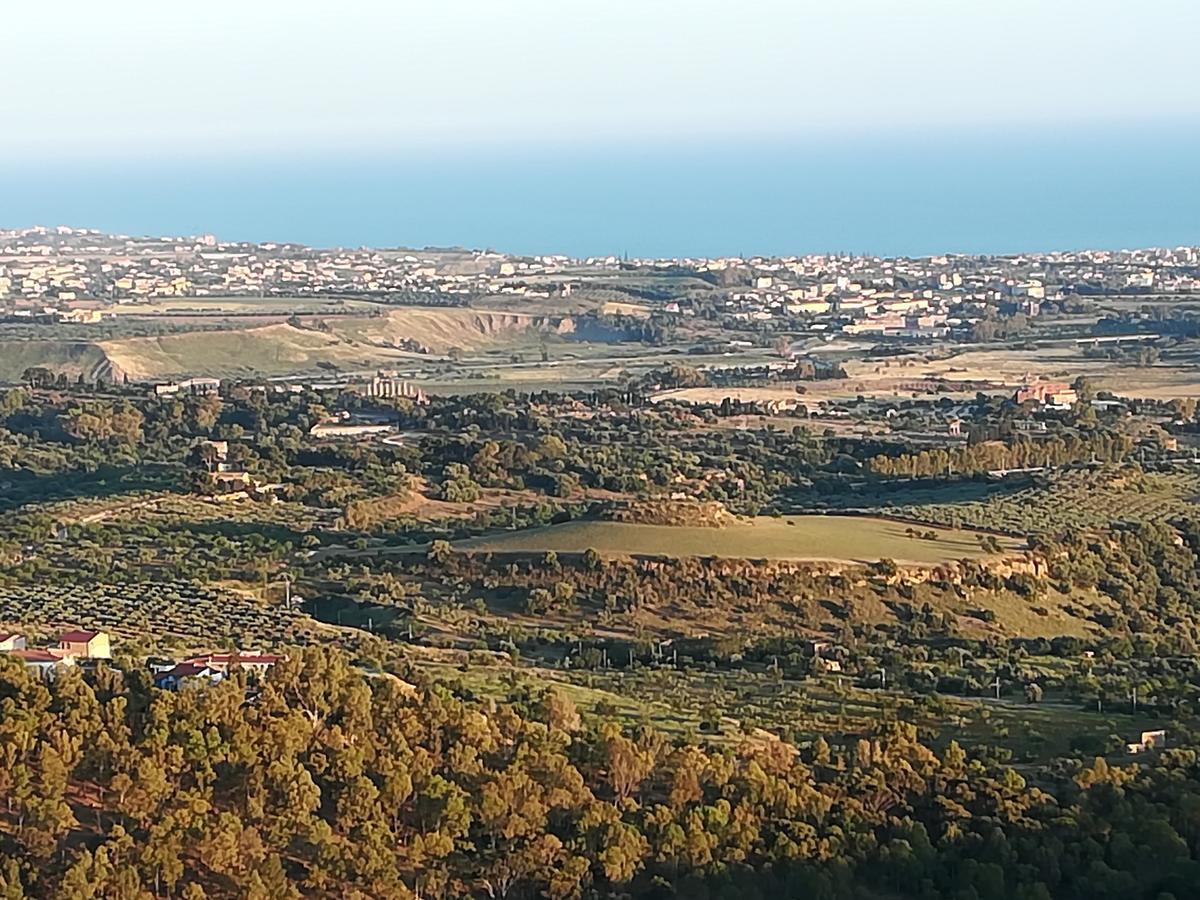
[1014,382,1078,408]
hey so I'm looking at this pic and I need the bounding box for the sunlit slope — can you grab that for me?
[0,341,116,382]
[456,515,1019,564]
[2,307,563,381]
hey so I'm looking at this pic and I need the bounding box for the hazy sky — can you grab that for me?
[5,0,1199,162]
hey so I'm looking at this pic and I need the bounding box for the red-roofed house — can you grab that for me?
[56,630,112,660]
[1014,382,1078,408]
[154,661,223,691]
[186,652,283,677]
[0,633,25,652]
[10,649,76,681]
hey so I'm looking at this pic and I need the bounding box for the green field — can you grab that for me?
[456,515,1017,563]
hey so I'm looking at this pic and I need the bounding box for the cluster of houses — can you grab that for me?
[0,627,284,691]
[0,225,571,306]
[149,651,284,690]
[5,226,1200,330]
[197,439,285,501]
[0,628,111,679]
[672,245,1200,334]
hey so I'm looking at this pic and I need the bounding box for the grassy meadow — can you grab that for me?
[456,514,1019,563]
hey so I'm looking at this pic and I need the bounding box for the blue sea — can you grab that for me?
[5,128,1199,258]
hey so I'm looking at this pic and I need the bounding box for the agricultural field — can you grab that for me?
[809,467,1200,536]
[410,655,1147,765]
[558,666,1147,763]
[109,493,337,532]
[455,514,1019,563]
[0,580,322,648]
[891,344,1200,400]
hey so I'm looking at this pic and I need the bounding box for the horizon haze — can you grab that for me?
[5,1,1198,256]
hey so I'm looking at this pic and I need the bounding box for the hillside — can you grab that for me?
[455,514,1019,564]
[0,306,567,381]
[332,307,564,354]
[0,340,117,382]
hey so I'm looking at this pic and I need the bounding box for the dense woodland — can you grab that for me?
[2,648,1200,899]
[4,382,1200,896]
[868,434,1134,478]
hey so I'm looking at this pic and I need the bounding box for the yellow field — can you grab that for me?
[656,344,1200,406]
[457,515,1020,564]
[847,346,1200,399]
[86,307,563,379]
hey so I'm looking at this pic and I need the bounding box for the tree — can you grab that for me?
[22,367,55,389]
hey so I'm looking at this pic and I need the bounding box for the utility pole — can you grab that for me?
[275,574,292,608]
[992,675,1002,700]
[1130,686,1138,713]
[880,668,887,689]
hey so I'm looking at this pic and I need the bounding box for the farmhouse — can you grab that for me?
[0,628,109,679]
[1126,729,1167,754]
[185,651,284,677]
[9,649,75,681]
[56,629,112,660]
[0,633,25,652]
[154,661,223,691]
[1014,382,1078,408]
[200,440,230,469]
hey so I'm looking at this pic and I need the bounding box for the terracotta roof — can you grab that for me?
[157,662,219,681]
[188,652,283,666]
[58,630,101,643]
[11,649,62,663]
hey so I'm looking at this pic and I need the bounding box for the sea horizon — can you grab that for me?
[5,127,1199,260]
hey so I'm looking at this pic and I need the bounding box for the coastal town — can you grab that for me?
[2,225,1199,342]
